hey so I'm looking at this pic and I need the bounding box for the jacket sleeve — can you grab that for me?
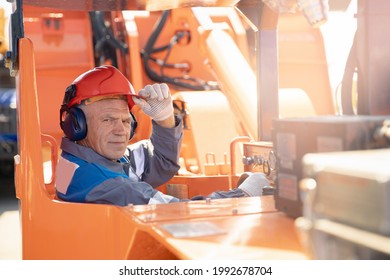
[126,116,183,188]
[85,176,180,206]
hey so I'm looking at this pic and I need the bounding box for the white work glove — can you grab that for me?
[238,172,270,197]
[132,83,173,121]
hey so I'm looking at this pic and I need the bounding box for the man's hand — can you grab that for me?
[132,83,175,127]
[237,172,270,197]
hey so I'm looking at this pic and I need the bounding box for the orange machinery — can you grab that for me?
[7,0,338,259]
[15,37,305,259]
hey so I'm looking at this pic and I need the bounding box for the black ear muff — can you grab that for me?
[60,107,88,141]
[60,83,88,141]
[129,112,137,140]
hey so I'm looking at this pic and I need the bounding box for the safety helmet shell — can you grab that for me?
[65,65,137,110]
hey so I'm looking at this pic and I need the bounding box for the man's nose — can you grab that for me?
[113,120,127,134]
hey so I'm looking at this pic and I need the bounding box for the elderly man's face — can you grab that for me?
[79,98,132,160]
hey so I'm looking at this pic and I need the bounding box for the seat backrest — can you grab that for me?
[23,6,95,140]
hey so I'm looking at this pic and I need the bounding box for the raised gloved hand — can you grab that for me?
[132,83,173,122]
[237,172,270,197]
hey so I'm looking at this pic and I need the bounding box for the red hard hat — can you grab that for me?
[64,65,137,110]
